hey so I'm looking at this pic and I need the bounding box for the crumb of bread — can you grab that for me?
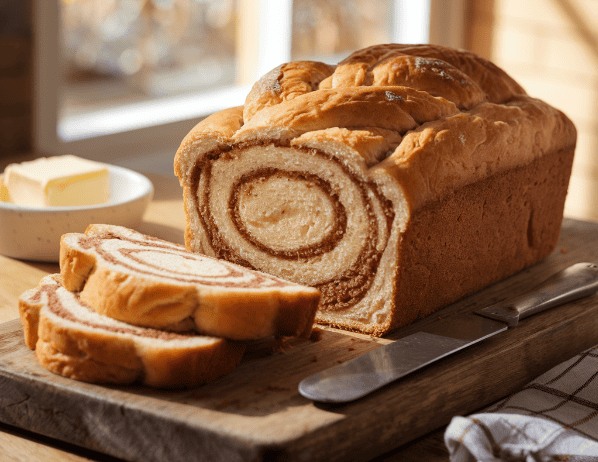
[309,327,323,342]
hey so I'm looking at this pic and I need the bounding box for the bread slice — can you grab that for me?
[19,274,245,388]
[59,224,320,340]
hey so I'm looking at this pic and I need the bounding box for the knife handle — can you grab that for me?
[478,262,598,327]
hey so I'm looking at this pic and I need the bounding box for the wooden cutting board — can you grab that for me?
[0,218,597,462]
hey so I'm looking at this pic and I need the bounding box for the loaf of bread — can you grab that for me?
[174,44,577,336]
[60,224,320,340]
[19,274,245,387]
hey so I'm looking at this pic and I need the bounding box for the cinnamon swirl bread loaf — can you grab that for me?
[60,224,319,340]
[174,44,576,336]
[19,274,245,387]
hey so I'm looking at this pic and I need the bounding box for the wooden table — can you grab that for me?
[1,168,597,462]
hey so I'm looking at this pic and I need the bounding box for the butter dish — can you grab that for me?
[0,164,153,262]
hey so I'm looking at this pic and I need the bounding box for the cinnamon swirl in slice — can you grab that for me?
[59,224,319,340]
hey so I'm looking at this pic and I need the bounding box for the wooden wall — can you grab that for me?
[466,0,598,222]
[0,0,33,155]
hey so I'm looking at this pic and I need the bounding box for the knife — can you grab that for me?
[299,262,598,403]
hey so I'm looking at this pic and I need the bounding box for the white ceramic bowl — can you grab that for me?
[0,165,154,262]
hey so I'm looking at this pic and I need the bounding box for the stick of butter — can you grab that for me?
[4,155,110,207]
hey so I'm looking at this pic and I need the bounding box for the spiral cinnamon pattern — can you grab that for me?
[73,228,293,288]
[60,225,320,340]
[189,141,395,312]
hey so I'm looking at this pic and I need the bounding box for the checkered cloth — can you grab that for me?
[445,346,598,461]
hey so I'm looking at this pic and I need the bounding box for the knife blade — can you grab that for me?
[299,262,598,403]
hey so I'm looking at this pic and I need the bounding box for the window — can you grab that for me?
[35,0,465,170]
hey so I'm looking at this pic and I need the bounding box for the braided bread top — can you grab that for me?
[243,43,526,125]
[176,44,576,212]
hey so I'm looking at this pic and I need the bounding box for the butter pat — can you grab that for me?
[4,155,110,207]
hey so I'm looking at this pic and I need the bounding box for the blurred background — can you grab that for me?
[0,0,596,222]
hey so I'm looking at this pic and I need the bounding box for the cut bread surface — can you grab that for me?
[19,274,245,388]
[174,44,576,336]
[60,224,320,340]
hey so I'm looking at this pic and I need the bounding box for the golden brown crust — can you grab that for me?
[367,55,486,110]
[243,61,335,122]
[59,235,100,292]
[182,106,244,144]
[174,106,244,184]
[175,44,574,211]
[323,43,525,103]
[235,86,458,143]
[291,127,402,168]
[374,96,577,212]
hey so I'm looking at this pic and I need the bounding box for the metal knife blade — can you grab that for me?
[299,262,598,403]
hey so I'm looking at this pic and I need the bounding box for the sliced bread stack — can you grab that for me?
[19,224,320,387]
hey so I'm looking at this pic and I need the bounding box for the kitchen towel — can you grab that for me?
[445,345,598,461]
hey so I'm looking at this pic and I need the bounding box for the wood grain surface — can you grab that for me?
[0,198,597,462]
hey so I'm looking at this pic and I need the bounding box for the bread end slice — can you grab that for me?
[19,274,246,388]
